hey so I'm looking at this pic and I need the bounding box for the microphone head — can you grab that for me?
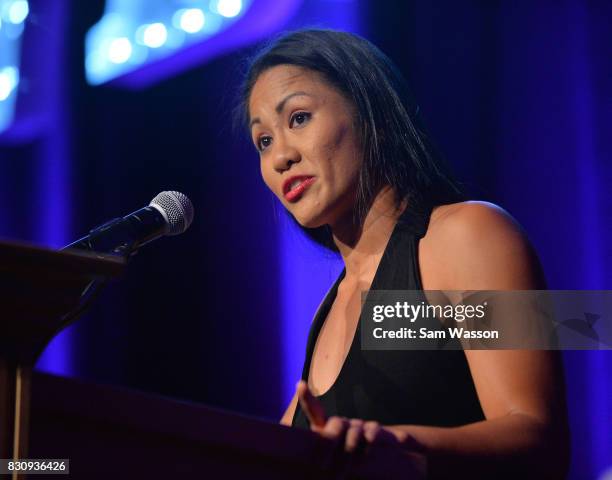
[150,191,194,235]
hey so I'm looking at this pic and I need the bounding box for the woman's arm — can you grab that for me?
[280,390,299,426]
[403,201,570,477]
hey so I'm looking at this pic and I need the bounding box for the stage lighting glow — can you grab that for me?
[0,0,27,133]
[216,0,242,18]
[178,8,205,34]
[0,66,18,102]
[142,22,167,48]
[108,37,132,64]
[7,0,28,24]
[85,51,105,75]
[0,75,12,101]
[84,0,300,87]
[130,44,149,64]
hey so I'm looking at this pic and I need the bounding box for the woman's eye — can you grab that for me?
[258,136,272,151]
[290,112,311,128]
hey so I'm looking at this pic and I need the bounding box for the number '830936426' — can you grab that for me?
[0,459,69,474]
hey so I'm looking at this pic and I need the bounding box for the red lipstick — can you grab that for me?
[283,176,316,202]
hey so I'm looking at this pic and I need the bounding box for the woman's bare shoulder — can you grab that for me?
[429,200,521,232]
[420,201,543,290]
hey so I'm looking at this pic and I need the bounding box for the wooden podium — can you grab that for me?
[0,241,378,479]
[28,372,343,479]
[0,240,124,478]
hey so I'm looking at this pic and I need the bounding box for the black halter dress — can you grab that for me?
[292,205,485,428]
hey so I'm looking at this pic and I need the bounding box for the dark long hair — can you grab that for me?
[238,29,465,252]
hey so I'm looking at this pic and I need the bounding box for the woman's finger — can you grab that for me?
[321,415,349,440]
[296,380,327,428]
[344,418,365,452]
[364,421,404,446]
[363,421,382,443]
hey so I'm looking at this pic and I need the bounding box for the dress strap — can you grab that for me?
[300,269,346,381]
[396,202,434,239]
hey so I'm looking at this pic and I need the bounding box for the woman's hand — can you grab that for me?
[296,381,427,479]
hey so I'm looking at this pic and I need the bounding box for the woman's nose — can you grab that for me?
[272,141,301,173]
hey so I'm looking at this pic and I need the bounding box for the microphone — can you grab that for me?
[63,191,194,255]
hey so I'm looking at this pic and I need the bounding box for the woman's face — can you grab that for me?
[248,65,362,229]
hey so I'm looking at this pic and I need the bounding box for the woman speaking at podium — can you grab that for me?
[239,29,569,479]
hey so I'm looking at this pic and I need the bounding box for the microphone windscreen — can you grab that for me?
[150,191,194,236]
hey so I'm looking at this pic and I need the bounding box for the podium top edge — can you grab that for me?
[0,238,126,278]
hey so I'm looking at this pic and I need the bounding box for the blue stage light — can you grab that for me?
[0,71,13,101]
[0,65,18,101]
[215,0,242,18]
[142,22,167,48]
[86,0,250,86]
[176,8,205,34]
[0,0,28,134]
[7,0,28,24]
[84,0,304,88]
[107,37,133,64]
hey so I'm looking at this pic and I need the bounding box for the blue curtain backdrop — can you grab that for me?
[493,4,612,477]
[0,1,610,478]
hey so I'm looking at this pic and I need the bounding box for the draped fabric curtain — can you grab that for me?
[493,2,612,477]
